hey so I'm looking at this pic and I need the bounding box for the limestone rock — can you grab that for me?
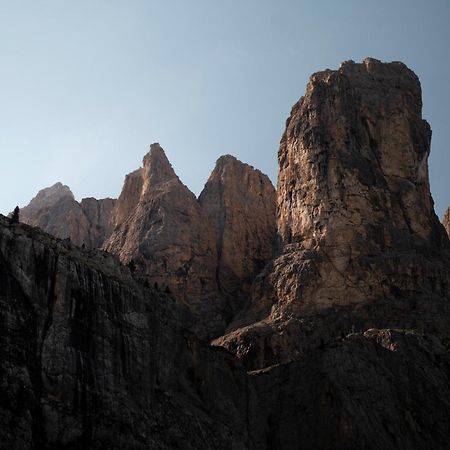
[217,58,450,369]
[198,155,276,314]
[103,143,223,337]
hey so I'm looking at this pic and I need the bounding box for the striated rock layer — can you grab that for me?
[217,58,450,370]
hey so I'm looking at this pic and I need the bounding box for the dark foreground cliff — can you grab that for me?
[0,215,265,449]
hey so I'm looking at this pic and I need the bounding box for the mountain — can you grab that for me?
[20,145,277,338]
[3,58,450,449]
[103,143,222,337]
[216,58,450,370]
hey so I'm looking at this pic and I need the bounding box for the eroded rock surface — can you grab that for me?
[217,58,450,370]
[199,155,276,315]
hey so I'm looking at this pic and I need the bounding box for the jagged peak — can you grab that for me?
[142,143,178,186]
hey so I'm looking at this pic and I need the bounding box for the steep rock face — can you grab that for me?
[80,197,116,248]
[252,329,450,450]
[4,220,450,450]
[21,183,115,249]
[443,207,450,237]
[0,215,265,449]
[217,58,450,369]
[198,155,277,314]
[103,144,223,337]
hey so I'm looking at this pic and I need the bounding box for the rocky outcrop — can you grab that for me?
[443,207,450,237]
[21,182,115,249]
[0,215,265,449]
[198,155,276,314]
[103,144,223,337]
[216,58,450,370]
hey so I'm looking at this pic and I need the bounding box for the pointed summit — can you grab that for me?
[142,143,178,188]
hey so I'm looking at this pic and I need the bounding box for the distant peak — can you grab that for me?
[22,182,74,212]
[36,182,74,200]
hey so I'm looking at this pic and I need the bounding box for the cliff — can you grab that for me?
[198,155,277,315]
[216,58,450,370]
[0,215,264,449]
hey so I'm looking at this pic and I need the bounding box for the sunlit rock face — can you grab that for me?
[21,182,115,248]
[198,155,277,316]
[216,58,450,370]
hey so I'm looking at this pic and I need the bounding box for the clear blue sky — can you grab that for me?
[0,0,449,217]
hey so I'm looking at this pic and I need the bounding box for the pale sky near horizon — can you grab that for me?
[0,0,449,217]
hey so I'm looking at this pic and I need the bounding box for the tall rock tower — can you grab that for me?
[217,59,450,369]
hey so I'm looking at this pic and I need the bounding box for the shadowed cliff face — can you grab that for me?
[198,155,277,316]
[216,58,450,370]
[3,216,450,450]
[251,329,450,450]
[0,215,264,449]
